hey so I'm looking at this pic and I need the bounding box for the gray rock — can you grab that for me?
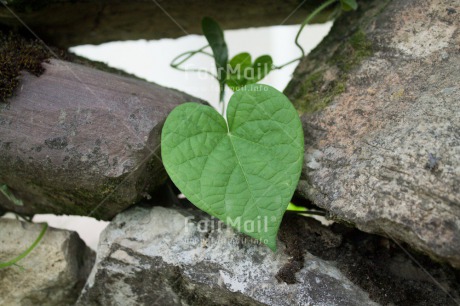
[0,59,198,219]
[0,218,94,306]
[77,206,379,306]
[285,0,460,267]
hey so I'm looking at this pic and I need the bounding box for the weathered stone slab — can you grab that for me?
[78,204,460,305]
[0,218,94,306]
[285,0,460,267]
[77,206,380,306]
[0,59,198,219]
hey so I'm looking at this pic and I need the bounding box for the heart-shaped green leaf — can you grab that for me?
[161,84,304,250]
[226,53,273,91]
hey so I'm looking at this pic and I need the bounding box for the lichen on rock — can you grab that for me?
[0,30,51,102]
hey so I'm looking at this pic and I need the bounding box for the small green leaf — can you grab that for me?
[226,53,273,91]
[249,55,273,84]
[161,84,304,250]
[202,17,228,100]
[227,52,252,90]
[229,52,252,69]
[340,0,358,11]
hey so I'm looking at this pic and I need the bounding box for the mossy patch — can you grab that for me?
[0,31,51,102]
[293,71,346,114]
[290,29,373,114]
[330,29,373,72]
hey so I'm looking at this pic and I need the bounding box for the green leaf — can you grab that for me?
[202,17,228,100]
[229,52,252,69]
[340,0,358,11]
[226,53,273,91]
[249,55,273,84]
[161,84,304,250]
[226,52,252,90]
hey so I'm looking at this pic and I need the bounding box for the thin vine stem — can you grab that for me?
[170,45,213,66]
[274,0,338,70]
[171,44,227,114]
[170,45,217,79]
[220,95,225,116]
[272,57,301,70]
[170,0,340,115]
[295,0,338,58]
[0,222,48,269]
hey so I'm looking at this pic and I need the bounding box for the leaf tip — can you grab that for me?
[264,236,278,252]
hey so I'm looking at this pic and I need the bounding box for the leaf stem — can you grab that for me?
[272,58,301,70]
[220,97,225,116]
[0,222,48,269]
[294,0,338,59]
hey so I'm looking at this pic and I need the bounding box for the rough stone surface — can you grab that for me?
[0,218,95,306]
[0,0,335,48]
[285,0,460,267]
[0,59,199,219]
[278,213,460,306]
[77,206,380,306]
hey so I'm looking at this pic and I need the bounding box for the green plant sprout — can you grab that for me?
[162,84,304,250]
[0,184,24,206]
[170,0,358,114]
[287,203,326,217]
[287,203,307,212]
[0,186,47,267]
[0,222,48,269]
[164,0,357,250]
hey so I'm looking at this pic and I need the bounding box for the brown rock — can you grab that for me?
[0,59,198,219]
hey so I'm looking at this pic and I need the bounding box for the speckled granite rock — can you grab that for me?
[0,59,199,219]
[77,206,379,306]
[285,0,460,267]
[0,218,94,306]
